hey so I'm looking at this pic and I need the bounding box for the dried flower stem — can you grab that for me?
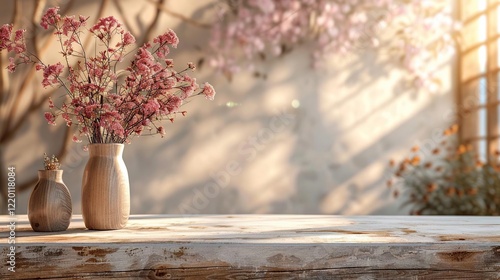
[43,153,61,170]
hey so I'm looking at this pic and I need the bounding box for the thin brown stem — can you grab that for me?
[1,0,49,142]
[11,0,22,28]
[112,0,134,34]
[0,0,22,138]
[1,0,110,144]
[144,0,165,42]
[145,0,212,29]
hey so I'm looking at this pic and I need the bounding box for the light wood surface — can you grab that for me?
[1,215,499,279]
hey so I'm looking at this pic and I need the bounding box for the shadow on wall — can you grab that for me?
[265,49,452,215]
[3,0,453,215]
[125,2,453,215]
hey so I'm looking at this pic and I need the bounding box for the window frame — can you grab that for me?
[457,0,500,162]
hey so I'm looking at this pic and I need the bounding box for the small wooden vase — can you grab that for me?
[82,143,130,230]
[28,170,72,232]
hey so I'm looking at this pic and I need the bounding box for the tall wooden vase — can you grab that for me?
[82,143,130,230]
[28,170,72,232]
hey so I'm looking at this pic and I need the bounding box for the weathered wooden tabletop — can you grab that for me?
[1,215,499,279]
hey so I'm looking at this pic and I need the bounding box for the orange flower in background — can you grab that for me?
[389,121,500,216]
[467,188,478,196]
[397,162,407,174]
[410,156,420,166]
[443,124,459,136]
[450,124,459,133]
[443,124,456,135]
[457,144,467,155]
[389,159,396,167]
[395,161,408,176]
[426,183,438,192]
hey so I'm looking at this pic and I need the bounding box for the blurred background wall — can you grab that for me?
[1,0,454,215]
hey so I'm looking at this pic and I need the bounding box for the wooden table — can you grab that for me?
[1,215,499,279]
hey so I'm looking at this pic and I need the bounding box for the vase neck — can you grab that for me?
[38,170,63,181]
[88,143,124,157]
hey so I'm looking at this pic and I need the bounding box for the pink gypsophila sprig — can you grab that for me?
[1,6,215,144]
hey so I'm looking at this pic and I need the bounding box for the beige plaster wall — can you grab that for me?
[2,0,454,215]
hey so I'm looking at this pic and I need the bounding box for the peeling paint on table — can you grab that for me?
[1,215,499,279]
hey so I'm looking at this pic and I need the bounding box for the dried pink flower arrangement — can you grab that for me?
[1,7,215,144]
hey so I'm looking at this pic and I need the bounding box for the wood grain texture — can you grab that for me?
[27,170,72,232]
[81,144,130,230]
[1,215,499,279]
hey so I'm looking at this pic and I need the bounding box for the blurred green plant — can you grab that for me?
[388,124,500,215]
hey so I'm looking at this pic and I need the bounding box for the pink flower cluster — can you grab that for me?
[2,6,215,144]
[0,25,27,72]
[210,0,457,92]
